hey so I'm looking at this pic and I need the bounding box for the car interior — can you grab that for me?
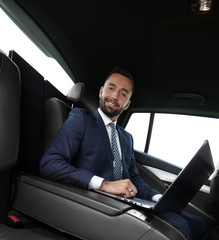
[0,0,219,239]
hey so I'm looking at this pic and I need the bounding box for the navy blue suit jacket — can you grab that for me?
[40,108,159,200]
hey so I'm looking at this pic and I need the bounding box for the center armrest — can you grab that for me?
[14,174,131,216]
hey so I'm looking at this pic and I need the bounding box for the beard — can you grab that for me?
[99,98,124,119]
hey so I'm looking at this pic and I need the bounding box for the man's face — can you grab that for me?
[99,73,132,121]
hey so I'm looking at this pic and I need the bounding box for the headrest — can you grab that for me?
[67,82,84,102]
[67,82,98,113]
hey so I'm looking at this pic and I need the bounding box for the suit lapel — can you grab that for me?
[93,111,129,179]
[93,111,113,168]
[117,126,126,177]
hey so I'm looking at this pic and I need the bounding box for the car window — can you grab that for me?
[0,8,73,95]
[125,113,150,151]
[126,112,219,170]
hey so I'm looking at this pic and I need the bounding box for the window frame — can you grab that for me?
[125,111,219,172]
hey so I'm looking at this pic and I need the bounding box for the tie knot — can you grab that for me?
[109,122,116,130]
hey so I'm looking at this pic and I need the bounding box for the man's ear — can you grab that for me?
[124,100,131,110]
[99,86,103,98]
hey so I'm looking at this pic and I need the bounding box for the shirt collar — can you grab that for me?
[98,108,117,126]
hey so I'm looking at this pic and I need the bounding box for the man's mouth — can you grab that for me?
[106,99,119,108]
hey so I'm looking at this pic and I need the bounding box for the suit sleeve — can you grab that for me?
[40,108,94,188]
[128,135,160,200]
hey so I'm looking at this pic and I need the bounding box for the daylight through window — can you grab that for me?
[0,8,73,95]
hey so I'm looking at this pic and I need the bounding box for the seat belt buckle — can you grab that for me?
[8,215,22,228]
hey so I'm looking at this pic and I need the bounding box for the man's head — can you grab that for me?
[99,66,135,122]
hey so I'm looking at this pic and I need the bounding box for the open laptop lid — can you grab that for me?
[95,140,214,214]
[154,140,215,213]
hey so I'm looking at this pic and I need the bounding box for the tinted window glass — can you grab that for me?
[0,8,73,95]
[126,113,219,170]
[125,113,150,151]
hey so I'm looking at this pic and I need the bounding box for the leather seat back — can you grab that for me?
[44,98,71,150]
[44,82,86,150]
[0,50,20,222]
[0,50,20,173]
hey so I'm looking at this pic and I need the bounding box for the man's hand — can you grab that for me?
[99,179,138,198]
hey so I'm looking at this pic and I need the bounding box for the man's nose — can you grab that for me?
[112,90,119,100]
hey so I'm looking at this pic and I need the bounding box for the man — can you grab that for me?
[40,67,209,240]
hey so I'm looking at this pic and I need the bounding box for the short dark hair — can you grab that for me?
[105,66,135,94]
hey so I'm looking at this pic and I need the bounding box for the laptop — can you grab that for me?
[95,140,215,214]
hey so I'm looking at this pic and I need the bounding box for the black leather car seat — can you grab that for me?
[44,98,71,150]
[44,82,85,150]
[44,81,99,150]
[0,50,21,223]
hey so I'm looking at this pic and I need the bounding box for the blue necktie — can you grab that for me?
[109,122,122,180]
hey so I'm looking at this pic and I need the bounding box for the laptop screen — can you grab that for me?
[154,140,215,213]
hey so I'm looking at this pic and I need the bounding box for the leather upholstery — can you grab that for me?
[67,82,98,113]
[44,98,71,150]
[67,82,84,102]
[0,50,20,172]
[0,50,20,223]
[44,82,98,150]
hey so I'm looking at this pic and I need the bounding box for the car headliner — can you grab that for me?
[1,0,219,117]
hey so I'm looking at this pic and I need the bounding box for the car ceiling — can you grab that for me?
[2,0,219,117]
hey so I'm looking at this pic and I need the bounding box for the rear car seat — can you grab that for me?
[0,50,20,223]
[44,82,85,150]
[0,50,63,239]
[7,51,186,240]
